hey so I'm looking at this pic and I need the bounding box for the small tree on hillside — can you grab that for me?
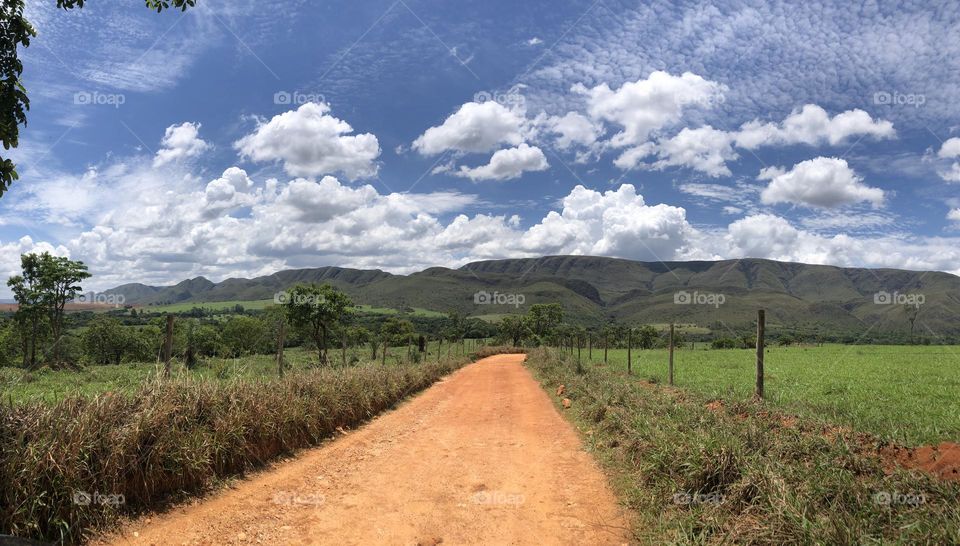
[498,314,528,346]
[283,284,353,365]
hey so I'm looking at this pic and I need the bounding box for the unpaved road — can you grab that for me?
[99,354,630,545]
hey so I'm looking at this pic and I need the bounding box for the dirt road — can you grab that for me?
[99,354,630,545]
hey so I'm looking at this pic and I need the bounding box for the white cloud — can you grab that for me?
[938,137,960,159]
[0,237,71,285]
[548,111,602,151]
[735,104,895,149]
[938,138,960,182]
[234,102,380,180]
[759,157,885,209]
[649,125,737,176]
[455,144,549,181]
[412,101,525,155]
[948,208,960,223]
[579,71,726,167]
[154,122,210,167]
[527,37,544,46]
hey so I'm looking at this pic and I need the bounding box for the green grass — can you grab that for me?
[141,300,445,317]
[527,348,960,544]
[577,344,960,445]
[0,340,483,405]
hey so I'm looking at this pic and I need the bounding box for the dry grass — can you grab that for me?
[0,357,470,543]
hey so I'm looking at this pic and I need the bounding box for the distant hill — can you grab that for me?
[103,256,960,339]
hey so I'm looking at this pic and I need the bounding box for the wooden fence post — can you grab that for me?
[276,320,286,378]
[627,328,633,375]
[163,314,174,378]
[668,323,675,386]
[604,333,608,364]
[756,310,765,399]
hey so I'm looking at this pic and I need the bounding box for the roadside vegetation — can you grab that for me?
[527,348,960,544]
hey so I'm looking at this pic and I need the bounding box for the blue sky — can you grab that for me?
[3,0,960,295]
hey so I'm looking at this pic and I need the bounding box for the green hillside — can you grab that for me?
[105,256,960,339]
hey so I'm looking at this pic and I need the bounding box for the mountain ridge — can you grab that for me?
[103,256,960,338]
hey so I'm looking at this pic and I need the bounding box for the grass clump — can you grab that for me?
[0,357,468,543]
[527,348,960,544]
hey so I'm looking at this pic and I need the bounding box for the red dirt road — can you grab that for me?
[98,354,630,545]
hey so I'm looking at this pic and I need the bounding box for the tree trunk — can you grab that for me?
[276,320,286,378]
[163,314,174,378]
[382,340,389,366]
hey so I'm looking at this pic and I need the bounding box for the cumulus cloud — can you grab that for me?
[548,111,602,151]
[735,104,895,149]
[234,102,380,180]
[578,71,725,167]
[938,138,960,182]
[455,144,549,181]
[758,157,885,209]
[153,122,210,167]
[648,126,737,176]
[948,208,960,223]
[412,101,526,155]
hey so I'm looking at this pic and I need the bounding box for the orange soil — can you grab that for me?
[95,354,630,546]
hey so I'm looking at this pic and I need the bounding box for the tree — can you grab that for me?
[526,303,563,342]
[283,284,353,365]
[379,318,414,365]
[498,314,528,346]
[0,0,197,197]
[635,325,658,350]
[81,315,129,365]
[221,315,268,357]
[39,253,90,363]
[6,253,45,368]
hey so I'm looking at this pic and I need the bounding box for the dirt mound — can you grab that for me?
[882,442,960,483]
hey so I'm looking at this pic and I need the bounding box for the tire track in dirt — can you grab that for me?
[96,354,630,545]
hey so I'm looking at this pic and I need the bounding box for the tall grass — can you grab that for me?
[527,348,960,544]
[0,357,469,543]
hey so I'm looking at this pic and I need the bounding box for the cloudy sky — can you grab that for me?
[3,0,960,295]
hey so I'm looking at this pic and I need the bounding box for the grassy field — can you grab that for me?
[527,348,960,544]
[140,300,446,317]
[0,340,481,404]
[581,345,960,445]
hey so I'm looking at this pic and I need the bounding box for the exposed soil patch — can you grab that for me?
[881,442,960,483]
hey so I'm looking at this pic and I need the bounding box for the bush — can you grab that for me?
[711,337,739,349]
